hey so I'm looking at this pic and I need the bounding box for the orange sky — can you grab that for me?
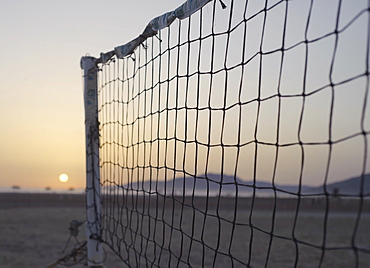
[0,0,183,190]
[0,0,369,190]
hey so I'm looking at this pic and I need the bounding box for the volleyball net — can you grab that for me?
[82,0,370,266]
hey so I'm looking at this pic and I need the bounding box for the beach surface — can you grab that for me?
[0,193,369,267]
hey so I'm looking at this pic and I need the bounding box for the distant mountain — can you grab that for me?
[120,173,370,197]
[309,174,370,196]
[123,173,311,196]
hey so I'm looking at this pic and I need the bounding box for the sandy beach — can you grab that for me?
[0,193,369,267]
[0,193,122,267]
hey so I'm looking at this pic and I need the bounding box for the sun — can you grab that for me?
[59,173,69,183]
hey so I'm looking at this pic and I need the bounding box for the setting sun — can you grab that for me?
[59,173,69,183]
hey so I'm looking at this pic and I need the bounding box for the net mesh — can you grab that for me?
[95,0,370,266]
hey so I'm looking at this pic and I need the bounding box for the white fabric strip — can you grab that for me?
[113,0,214,59]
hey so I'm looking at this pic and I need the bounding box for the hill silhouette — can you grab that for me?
[122,173,370,197]
[310,173,370,196]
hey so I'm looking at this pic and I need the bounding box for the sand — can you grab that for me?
[0,193,369,267]
[0,193,121,268]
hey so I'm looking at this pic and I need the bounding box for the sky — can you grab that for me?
[0,0,369,191]
[96,0,369,189]
[0,0,184,190]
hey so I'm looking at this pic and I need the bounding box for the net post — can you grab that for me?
[80,56,104,267]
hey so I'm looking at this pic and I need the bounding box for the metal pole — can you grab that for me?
[80,56,104,267]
